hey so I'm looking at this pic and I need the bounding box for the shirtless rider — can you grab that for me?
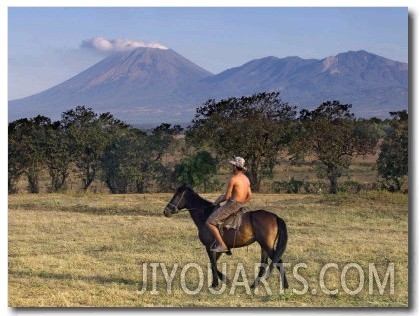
[205,157,252,253]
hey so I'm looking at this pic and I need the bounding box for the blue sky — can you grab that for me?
[7,5,409,100]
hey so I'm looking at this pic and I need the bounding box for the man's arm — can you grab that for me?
[214,177,235,204]
[214,194,226,205]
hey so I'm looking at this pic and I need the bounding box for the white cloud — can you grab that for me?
[81,37,168,53]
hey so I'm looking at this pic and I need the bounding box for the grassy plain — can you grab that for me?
[8,190,408,308]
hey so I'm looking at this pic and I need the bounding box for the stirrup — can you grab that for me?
[210,242,232,255]
[210,245,229,253]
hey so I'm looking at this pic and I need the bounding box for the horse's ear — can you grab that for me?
[180,183,190,190]
[181,183,192,190]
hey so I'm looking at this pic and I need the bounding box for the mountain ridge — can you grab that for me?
[9,48,408,124]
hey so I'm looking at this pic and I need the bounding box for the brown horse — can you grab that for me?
[163,184,288,289]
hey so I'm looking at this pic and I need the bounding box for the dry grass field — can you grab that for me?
[8,189,408,308]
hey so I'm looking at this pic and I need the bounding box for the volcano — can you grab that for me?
[9,48,213,125]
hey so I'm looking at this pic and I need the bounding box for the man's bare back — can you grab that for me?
[228,172,251,204]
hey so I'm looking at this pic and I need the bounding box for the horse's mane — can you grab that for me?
[185,185,216,216]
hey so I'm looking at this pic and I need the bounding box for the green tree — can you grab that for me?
[8,116,53,193]
[377,110,408,192]
[174,150,218,192]
[43,121,72,192]
[61,106,128,191]
[294,101,379,194]
[101,128,146,193]
[186,92,297,191]
[136,123,183,193]
[8,118,31,193]
[101,124,182,193]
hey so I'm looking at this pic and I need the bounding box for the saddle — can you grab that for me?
[219,207,248,233]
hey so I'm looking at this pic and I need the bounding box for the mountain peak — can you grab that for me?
[58,47,213,92]
[322,56,340,74]
[9,49,408,124]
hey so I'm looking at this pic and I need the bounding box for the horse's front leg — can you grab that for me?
[206,247,219,288]
[206,247,228,288]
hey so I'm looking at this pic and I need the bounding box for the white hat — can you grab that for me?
[229,156,247,170]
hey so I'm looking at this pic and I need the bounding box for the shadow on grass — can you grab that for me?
[9,269,138,286]
[10,203,168,217]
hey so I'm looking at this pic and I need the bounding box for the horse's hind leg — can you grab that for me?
[253,243,288,289]
[275,259,289,289]
[250,249,269,289]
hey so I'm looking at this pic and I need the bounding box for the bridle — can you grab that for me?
[166,190,187,213]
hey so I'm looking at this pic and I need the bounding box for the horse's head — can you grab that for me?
[163,184,191,217]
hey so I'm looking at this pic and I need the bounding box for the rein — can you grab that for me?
[167,189,215,214]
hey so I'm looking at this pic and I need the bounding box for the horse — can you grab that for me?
[163,184,288,289]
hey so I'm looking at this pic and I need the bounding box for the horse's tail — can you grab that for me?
[265,215,288,282]
[272,216,288,264]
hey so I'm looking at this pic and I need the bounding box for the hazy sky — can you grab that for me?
[7,5,409,100]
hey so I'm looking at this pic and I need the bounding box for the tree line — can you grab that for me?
[8,92,408,194]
